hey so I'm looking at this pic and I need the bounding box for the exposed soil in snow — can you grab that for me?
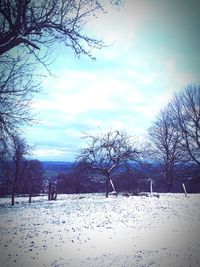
[0,193,200,267]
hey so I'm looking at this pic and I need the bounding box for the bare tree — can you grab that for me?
[0,0,121,59]
[77,130,139,197]
[0,0,122,153]
[170,85,200,166]
[2,134,30,205]
[23,159,45,203]
[0,55,40,141]
[48,179,57,200]
[148,107,184,192]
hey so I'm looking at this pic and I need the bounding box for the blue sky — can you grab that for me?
[24,0,200,161]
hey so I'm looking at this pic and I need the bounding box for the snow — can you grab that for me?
[0,193,200,266]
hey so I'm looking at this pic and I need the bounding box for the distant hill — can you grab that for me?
[41,161,74,178]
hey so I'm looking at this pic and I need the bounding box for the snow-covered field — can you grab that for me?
[0,193,200,267]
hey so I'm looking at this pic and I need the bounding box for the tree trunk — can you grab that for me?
[168,172,174,193]
[51,186,55,200]
[6,179,9,195]
[48,183,57,200]
[106,178,109,197]
[168,181,173,193]
[166,167,174,193]
[28,180,32,203]
[48,182,51,200]
[11,182,15,206]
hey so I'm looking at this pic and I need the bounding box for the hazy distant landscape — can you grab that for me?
[41,162,73,178]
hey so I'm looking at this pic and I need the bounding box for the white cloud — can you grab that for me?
[142,74,159,85]
[131,93,171,119]
[164,58,200,92]
[88,0,156,44]
[33,148,66,158]
[26,0,200,161]
[33,70,146,118]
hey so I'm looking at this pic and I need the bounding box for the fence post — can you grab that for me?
[182,183,187,197]
[150,179,153,197]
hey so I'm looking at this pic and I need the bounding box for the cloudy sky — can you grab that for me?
[24,0,200,162]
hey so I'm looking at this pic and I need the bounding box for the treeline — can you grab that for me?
[1,157,200,202]
[52,162,200,195]
[0,136,45,204]
[1,85,200,204]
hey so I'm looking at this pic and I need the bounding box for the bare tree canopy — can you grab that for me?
[170,85,200,166]
[148,106,184,192]
[0,0,121,59]
[0,0,122,148]
[23,159,45,203]
[77,130,139,197]
[0,55,40,140]
[147,84,200,191]
[1,134,31,205]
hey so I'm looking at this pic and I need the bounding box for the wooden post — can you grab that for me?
[150,180,153,197]
[182,183,187,197]
[110,179,116,192]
